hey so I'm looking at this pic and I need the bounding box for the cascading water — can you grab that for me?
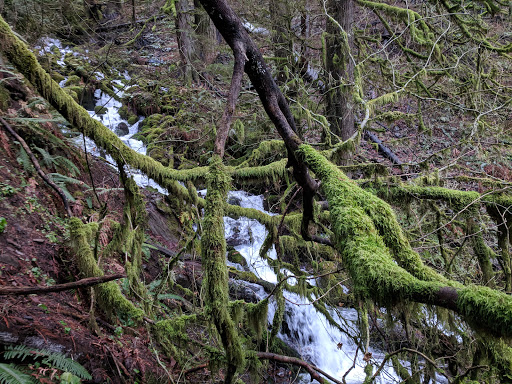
[223,191,397,383]
[37,37,165,193]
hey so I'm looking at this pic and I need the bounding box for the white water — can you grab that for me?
[223,191,397,383]
[39,37,166,193]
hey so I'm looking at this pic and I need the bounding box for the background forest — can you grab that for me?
[0,0,511,383]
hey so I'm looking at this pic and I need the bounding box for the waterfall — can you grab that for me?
[223,191,396,383]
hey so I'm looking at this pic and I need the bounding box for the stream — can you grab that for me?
[41,37,415,384]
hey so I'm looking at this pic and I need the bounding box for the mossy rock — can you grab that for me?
[94,105,107,115]
[127,115,139,125]
[51,71,66,83]
[227,246,248,268]
[65,75,81,86]
[118,105,130,120]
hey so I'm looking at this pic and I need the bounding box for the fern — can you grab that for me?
[3,345,92,380]
[33,147,80,176]
[0,363,35,384]
[33,146,55,169]
[48,173,93,202]
[157,293,185,302]
[16,146,34,174]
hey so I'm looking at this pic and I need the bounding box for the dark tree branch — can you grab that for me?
[364,130,403,165]
[183,352,342,384]
[0,117,73,217]
[256,352,342,384]
[0,274,125,296]
[198,0,319,242]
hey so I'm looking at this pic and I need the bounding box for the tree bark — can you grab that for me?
[214,41,245,157]
[270,0,291,84]
[176,0,195,83]
[198,0,319,243]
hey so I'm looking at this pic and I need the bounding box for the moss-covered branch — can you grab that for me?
[68,218,144,323]
[297,144,512,339]
[201,156,244,383]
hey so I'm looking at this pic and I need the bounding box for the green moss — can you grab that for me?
[201,155,244,382]
[127,115,139,125]
[94,105,107,115]
[51,71,65,83]
[64,75,81,86]
[154,314,197,360]
[68,218,144,323]
[296,144,512,337]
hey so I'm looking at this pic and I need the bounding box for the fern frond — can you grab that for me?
[3,345,92,380]
[16,146,34,174]
[0,363,35,384]
[33,146,55,169]
[157,293,185,302]
[3,345,37,361]
[41,353,92,380]
[53,156,80,176]
[146,279,162,292]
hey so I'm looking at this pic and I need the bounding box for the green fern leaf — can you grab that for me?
[0,363,35,384]
[54,157,80,176]
[33,146,55,169]
[16,146,34,174]
[41,352,92,380]
[3,346,91,380]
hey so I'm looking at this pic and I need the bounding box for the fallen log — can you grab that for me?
[0,274,125,296]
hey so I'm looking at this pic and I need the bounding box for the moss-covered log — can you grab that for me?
[201,156,244,383]
[297,144,512,339]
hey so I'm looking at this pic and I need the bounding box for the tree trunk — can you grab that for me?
[176,0,195,84]
[270,0,291,84]
[193,0,217,64]
[325,0,355,158]
[131,0,136,26]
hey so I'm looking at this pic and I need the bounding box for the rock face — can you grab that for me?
[115,122,129,136]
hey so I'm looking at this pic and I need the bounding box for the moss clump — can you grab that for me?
[51,71,65,83]
[68,218,144,323]
[127,114,139,125]
[94,105,107,115]
[154,315,197,361]
[64,75,81,86]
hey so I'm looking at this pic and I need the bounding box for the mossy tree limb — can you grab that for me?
[297,144,512,339]
[68,218,144,323]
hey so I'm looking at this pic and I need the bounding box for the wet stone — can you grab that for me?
[115,122,129,136]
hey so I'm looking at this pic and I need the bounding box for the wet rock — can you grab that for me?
[227,195,242,206]
[229,280,258,303]
[226,225,245,246]
[115,122,129,136]
[227,247,247,268]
